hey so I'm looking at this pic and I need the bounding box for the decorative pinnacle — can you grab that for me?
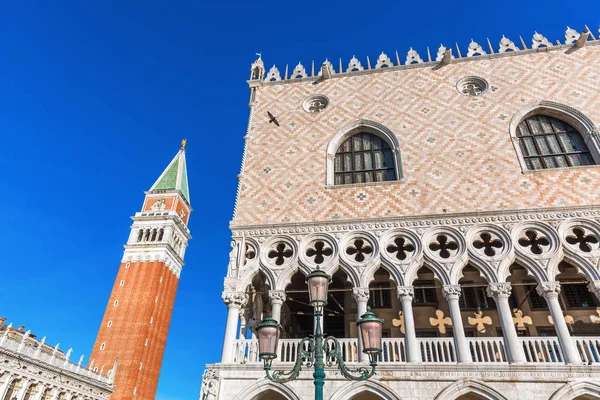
[181,139,187,149]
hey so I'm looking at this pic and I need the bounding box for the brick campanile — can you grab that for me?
[90,142,192,400]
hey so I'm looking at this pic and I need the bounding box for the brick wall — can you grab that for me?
[232,45,600,227]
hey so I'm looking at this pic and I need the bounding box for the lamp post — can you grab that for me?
[256,267,383,400]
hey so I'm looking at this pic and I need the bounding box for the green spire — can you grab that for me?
[149,142,190,203]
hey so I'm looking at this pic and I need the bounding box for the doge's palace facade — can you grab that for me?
[202,26,600,400]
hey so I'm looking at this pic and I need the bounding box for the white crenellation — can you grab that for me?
[247,26,600,84]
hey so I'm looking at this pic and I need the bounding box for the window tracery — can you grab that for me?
[334,132,396,185]
[516,115,595,170]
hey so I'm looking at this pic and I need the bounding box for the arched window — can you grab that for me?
[516,115,595,170]
[3,379,20,400]
[137,229,143,242]
[334,132,397,185]
[158,228,164,241]
[151,229,157,241]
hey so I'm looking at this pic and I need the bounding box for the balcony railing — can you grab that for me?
[231,336,600,365]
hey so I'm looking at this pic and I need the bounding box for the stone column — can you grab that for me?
[353,287,370,362]
[268,290,287,323]
[221,292,247,363]
[487,282,526,363]
[442,285,472,363]
[537,282,582,365]
[15,378,30,400]
[397,286,420,363]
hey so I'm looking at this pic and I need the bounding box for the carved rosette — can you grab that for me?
[486,282,512,299]
[442,285,462,301]
[536,281,561,300]
[222,292,247,308]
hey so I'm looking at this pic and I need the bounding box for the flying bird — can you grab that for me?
[267,111,280,127]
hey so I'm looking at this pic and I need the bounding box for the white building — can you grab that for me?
[0,321,114,400]
[202,27,600,400]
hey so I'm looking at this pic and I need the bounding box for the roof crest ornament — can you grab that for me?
[499,35,519,53]
[466,40,487,57]
[565,26,580,44]
[347,56,364,72]
[405,47,424,65]
[375,52,393,68]
[532,32,553,49]
[264,65,282,82]
[291,62,307,79]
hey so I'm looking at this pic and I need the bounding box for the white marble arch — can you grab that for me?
[329,380,401,400]
[508,100,600,173]
[434,379,507,400]
[325,119,403,185]
[549,380,600,400]
[231,379,300,400]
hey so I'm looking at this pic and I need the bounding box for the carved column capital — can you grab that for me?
[486,282,512,299]
[268,290,287,305]
[222,291,247,308]
[536,281,561,300]
[588,281,600,299]
[397,286,415,301]
[353,287,370,303]
[442,285,462,301]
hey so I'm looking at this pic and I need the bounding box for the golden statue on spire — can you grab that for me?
[181,139,187,148]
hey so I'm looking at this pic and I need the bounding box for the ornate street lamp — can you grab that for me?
[256,267,383,400]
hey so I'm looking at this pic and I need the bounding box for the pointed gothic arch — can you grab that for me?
[232,379,301,400]
[326,119,403,185]
[549,380,600,400]
[509,100,600,172]
[434,380,507,400]
[329,380,401,400]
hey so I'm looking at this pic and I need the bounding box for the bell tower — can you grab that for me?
[90,141,192,400]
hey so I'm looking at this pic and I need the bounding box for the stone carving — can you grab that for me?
[306,240,333,264]
[429,234,459,259]
[468,309,492,333]
[346,238,373,262]
[264,65,281,82]
[457,76,489,97]
[405,48,424,64]
[466,40,486,57]
[268,290,286,305]
[352,287,370,302]
[291,62,307,79]
[442,285,462,301]
[512,309,533,331]
[302,95,330,114]
[222,292,247,308]
[473,232,503,256]
[429,310,452,334]
[392,311,405,334]
[200,369,220,400]
[228,240,239,277]
[548,314,574,325]
[397,286,415,301]
[151,199,165,211]
[375,52,393,68]
[268,242,293,266]
[498,35,519,52]
[532,32,553,49]
[536,281,561,299]
[565,26,580,44]
[486,283,512,299]
[347,56,364,72]
[590,308,600,324]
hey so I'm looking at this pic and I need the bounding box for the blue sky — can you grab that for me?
[1,1,599,399]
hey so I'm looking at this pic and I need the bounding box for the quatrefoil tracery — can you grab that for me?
[566,228,599,253]
[518,230,550,255]
[472,232,503,257]
[346,239,373,262]
[386,237,415,260]
[268,243,293,266]
[306,241,333,264]
[429,234,458,259]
